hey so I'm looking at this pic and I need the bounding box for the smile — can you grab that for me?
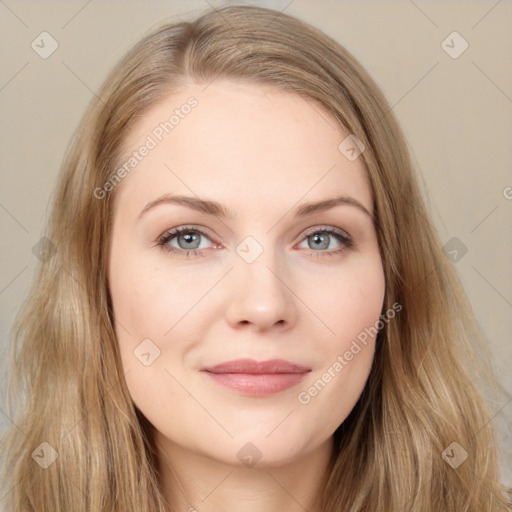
[200,358,311,396]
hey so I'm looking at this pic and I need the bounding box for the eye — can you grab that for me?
[156,226,216,257]
[156,225,354,258]
[296,226,353,258]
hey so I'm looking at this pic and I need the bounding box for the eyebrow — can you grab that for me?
[138,193,372,220]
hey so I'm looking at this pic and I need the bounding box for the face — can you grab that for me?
[108,79,385,468]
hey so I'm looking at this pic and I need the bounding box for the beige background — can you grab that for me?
[1,0,511,487]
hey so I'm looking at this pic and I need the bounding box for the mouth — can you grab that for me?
[200,358,311,396]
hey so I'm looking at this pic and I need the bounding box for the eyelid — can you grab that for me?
[300,224,351,240]
[156,224,217,243]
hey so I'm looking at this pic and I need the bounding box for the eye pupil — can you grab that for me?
[179,232,200,249]
[309,233,329,250]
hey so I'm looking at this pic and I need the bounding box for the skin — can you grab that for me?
[108,79,386,512]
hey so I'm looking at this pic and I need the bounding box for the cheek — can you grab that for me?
[109,260,197,416]
[110,256,208,343]
[294,257,385,426]
[311,255,386,350]
[109,253,220,406]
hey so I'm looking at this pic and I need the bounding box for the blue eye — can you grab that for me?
[298,227,353,257]
[156,226,212,257]
[156,225,353,258]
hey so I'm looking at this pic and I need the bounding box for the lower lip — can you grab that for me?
[202,371,309,396]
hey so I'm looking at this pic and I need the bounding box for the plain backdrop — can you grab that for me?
[1,0,511,488]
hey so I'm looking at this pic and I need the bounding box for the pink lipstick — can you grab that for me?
[200,358,311,396]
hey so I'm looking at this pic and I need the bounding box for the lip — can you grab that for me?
[200,358,311,396]
[202,358,311,374]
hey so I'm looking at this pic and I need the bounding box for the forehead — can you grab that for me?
[113,79,373,219]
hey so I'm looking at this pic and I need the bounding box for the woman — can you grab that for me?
[1,5,510,511]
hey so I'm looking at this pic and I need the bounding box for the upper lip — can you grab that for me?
[201,358,311,374]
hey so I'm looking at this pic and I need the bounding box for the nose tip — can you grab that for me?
[225,257,297,331]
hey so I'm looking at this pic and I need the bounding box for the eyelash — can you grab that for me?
[155,225,354,259]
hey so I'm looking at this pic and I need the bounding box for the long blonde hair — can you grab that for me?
[1,5,510,511]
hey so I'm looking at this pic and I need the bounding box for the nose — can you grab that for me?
[224,250,298,332]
